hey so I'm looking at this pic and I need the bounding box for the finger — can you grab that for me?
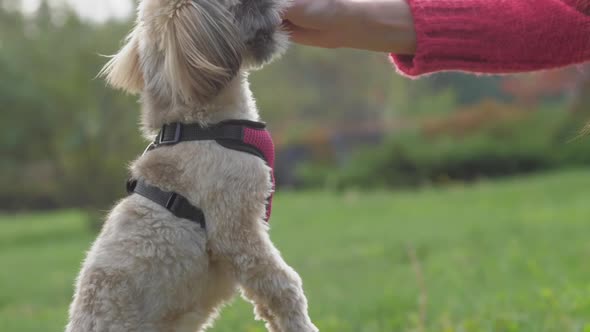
[284,23,338,48]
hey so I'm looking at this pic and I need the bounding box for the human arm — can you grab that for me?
[283,0,418,54]
[283,0,590,77]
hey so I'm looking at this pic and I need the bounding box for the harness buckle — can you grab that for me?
[157,123,182,145]
[126,179,138,194]
[165,193,179,210]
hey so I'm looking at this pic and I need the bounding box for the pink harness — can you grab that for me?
[242,126,275,221]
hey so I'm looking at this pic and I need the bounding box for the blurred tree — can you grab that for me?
[0,2,142,213]
[430,72,507,105]
[251,47,407,141]
[0,1,586,209]
[571,66,590,114]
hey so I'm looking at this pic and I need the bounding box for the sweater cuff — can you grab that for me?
[391,0,590,77]
[391,0,493,77]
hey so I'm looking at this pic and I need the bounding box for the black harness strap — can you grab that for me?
[126,179,206,229]
[157,123,243,145]
[127,120,268,229]
[155,121,267,161]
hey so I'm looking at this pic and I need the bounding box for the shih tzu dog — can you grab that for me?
[66,0,317,331]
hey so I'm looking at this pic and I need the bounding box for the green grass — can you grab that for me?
[2,169,590,332]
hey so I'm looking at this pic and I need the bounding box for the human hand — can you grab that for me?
[283,0,417,53]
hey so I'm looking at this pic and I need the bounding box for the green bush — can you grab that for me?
[299,105,590,189]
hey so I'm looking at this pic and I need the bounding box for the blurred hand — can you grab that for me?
[283,0,417,53]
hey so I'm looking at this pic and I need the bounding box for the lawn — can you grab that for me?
[1,170,590,332]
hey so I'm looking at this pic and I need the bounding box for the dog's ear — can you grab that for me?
[164,1,244,104]
[99,28,144,94]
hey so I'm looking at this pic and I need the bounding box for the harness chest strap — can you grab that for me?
[127,179,206,229]
[127,120,276,227]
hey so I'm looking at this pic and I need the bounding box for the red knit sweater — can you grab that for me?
[391,0,590,77]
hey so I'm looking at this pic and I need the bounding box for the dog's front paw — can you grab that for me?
[282,319,319,332]
[306,323,319,332]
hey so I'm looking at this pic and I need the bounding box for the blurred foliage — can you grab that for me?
[1,0,589,212]
[299,99,590,189]
[0,1,142,213]
[0,0,408,212]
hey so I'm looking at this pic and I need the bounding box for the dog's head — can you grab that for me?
[100,0,289,104]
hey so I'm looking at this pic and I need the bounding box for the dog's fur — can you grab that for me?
[65,1,318,331]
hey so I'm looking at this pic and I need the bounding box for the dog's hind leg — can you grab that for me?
[66,199,226,332]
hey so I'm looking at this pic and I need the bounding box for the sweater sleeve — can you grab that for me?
[391,0,590,77]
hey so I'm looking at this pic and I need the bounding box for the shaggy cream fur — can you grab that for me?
[66,1,318,331]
